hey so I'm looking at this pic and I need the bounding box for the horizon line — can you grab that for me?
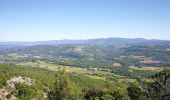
[0,37,170,43]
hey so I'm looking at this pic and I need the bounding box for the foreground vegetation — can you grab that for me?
[0,64,104,99]
[0,64,170,100]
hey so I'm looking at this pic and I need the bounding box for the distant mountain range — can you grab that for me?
[0,37,170,47]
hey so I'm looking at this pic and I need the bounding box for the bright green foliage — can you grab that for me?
[47,68,81,100]
[0,78,6,88]
[15,83,36,100]
[0,64,104,99]
[104,82,130,100]
[70,74,104,89]
[83,82,130,100]
[1,63,170,100]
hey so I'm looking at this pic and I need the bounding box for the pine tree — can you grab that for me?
[47,68,80,100]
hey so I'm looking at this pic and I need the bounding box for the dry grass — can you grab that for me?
[129,66,162,71]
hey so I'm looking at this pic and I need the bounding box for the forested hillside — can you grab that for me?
[0,44,170,68]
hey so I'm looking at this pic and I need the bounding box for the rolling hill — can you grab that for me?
[0,37,170,46]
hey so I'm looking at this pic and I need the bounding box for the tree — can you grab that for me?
[83,86,104,100]
[148,68,170,100]
[127,84,148,100]
[47,68,80,100]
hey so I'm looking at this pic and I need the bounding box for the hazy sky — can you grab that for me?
[0,0,170,41]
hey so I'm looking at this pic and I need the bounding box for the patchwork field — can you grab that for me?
[17,61,112,81]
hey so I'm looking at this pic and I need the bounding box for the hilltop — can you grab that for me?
[0,37,170,46]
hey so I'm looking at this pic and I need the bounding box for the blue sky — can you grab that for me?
[0,0,170,41]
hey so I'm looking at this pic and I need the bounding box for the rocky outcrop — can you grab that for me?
[0,76,34,100]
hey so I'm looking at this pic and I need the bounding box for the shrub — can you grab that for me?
[15,83,36,100]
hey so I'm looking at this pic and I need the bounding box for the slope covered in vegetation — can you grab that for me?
[0,64,170,100]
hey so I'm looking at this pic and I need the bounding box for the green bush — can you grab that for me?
[0,78,6,88]
[48,69,81,100]
[15,83,36,100]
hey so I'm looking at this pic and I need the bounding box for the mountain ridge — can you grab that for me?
[0,37,170,46]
